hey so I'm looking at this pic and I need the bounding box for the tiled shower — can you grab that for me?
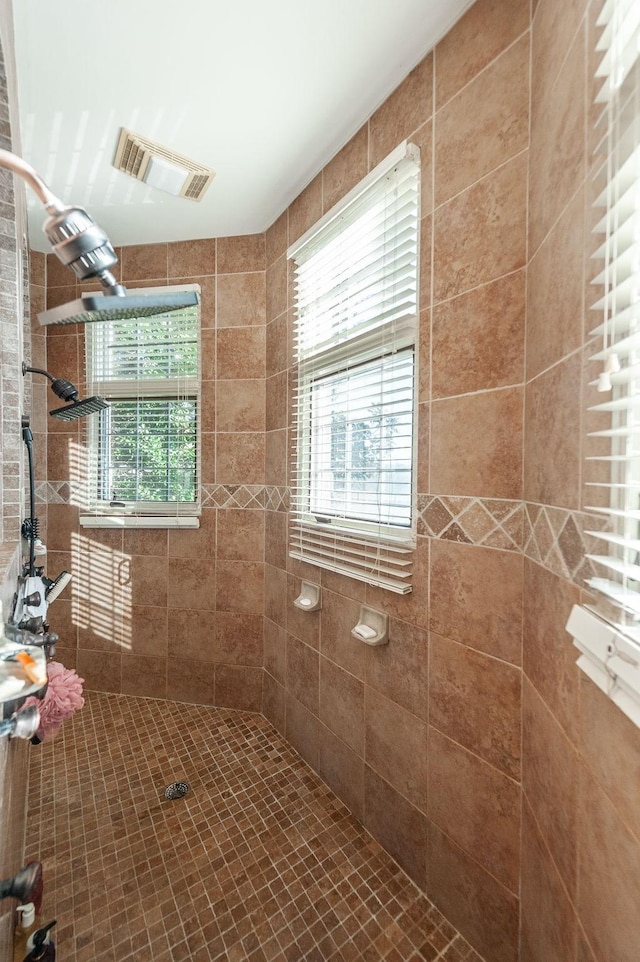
[1,0,639,960]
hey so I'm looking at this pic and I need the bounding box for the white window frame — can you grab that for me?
[288,142,420,594]
[80,283,201,529]
[566,0,640,727]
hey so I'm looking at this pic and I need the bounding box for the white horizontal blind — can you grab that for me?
[85,285,200,516]
[288,143,419,593]
[586,0,640,640]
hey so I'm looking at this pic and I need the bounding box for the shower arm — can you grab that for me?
[0,147,124,295]
[0,149,65,214]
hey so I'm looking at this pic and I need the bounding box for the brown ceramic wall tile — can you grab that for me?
[319,589,365,679]
[265,428,287,486]
[168,508,216,559]
[266,313,289,378]
[30,250,45,286]
[264,562,287,627]
[166,558,215,611]
[435,0,530,109]
[430,633,521,779]
[365,616,429,720]
[522,678,578,898]
[577,935,599,962]
[364,765,428,889]
[47,251,77,288]
[318,723,365,821]
[285,692,320,769]
[263,616,286,684]
[430,387,523,499]
[129,604,168,658]
[265,371,287,432]
[216,433,264,483]
[167,656,215,705]
[319,656,364,754]
[216,272,266,327]
[578,765,640,962]
[427,822,519,962]
[266,255,288,323]
[262,672,286,733]
[524,352,582,509]
[520,800,577,962]
[126,555,168,608]
[217,234,265,274]
[216,508,264,562]
[122,527,168,557]
[167,239,216,277]
[266,211,287,268]
[529,24,585,256]
[370,54,433,168]
[579,674,640,843]
[216,326,265,380]
[365,687,428,811]
[432,271,525,398]
[523,559,581,741]
[430,541,523,664]
[215,378,265,433]
[288,173,323,246]
[418,308,431,403]
[121,652,168,699]
[527,187,585,379]
[77,649,121,693]
[286,633,319,714]
[322,125,369,213]
[434,152,527,303]
[435,36,529,206]
[214,664,263,711]
[429,728,520,894]
[214,611,263,666]
[216,561,263,614]
[167,607,217,663]
[265,509,287,570]
[531,0,587,132]
[121,243,167,281]
[419,212,433,311]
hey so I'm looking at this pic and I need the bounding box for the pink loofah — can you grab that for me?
[25,661,85,742]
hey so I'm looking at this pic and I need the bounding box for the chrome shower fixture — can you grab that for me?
[0,148,199,326]
[22,363,108,421]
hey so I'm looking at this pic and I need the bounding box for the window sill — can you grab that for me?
[79,515,199,529]
[566,604,640,729]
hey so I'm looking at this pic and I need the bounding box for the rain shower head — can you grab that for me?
[0,148,200,326]
[38,289,200,327]
[22,363,108,421]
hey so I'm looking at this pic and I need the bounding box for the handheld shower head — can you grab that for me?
[50,395,109,421]
[22,364,109,421]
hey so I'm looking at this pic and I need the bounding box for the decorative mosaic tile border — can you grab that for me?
[43,481,607,587]
[43,481,291,512]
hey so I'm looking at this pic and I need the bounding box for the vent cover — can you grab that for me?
[113,128,215,202]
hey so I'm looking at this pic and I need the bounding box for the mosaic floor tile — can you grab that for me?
[26,693,486,962]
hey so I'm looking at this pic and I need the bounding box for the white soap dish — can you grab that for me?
[351,605,388,646]
[293,581,322,612]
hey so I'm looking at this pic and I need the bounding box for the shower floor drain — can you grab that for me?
[164,781,189,800]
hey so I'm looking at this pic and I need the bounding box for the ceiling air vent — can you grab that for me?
[113,128,215,202]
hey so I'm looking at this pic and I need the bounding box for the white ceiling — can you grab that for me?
[12,0,472,252]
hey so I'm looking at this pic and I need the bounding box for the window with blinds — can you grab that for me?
[288,142,419,594]
[566,0,640,727]
[84,284,201,518]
